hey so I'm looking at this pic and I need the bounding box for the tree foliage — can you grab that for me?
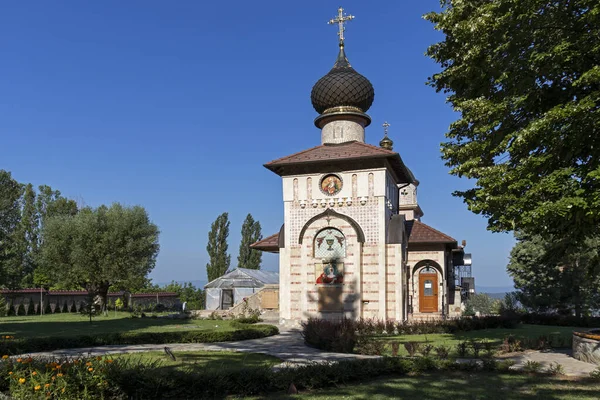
[206,212,231,282]
[425,0,600,239]
[237,213,262,270]
[40,203,160,309]
[0,170,23,288]
[144,281,205,310]
[507,232,600,317]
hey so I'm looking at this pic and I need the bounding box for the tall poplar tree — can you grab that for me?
[206,212,231,282]
[0,170,23,288]
[237,213,262,270]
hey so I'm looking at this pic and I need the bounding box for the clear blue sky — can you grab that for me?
[0,1,516,290]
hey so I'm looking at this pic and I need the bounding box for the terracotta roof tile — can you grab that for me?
[250,233,280,253]
[405,220,456,244]
[265,141,396,166]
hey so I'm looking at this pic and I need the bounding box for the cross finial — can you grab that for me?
[382,121,391,136]
[328,6,355,46]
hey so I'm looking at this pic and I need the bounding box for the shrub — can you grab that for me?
[522,360,543,373]
[391,342,400,356]
[434,345,450,359]
[546,362,565,376]
[470,340,483,358]
[301,318,357,353]
[354,338,386,356]
[0,323,278,355]
[456,341,469,358]
[421,344,434,357]
[404,342,421,357]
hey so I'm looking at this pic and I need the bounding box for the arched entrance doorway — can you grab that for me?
[419,266,438,313]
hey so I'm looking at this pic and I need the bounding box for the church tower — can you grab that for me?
[250,7,470,324]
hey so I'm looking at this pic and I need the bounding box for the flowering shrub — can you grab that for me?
[0,355,121,399]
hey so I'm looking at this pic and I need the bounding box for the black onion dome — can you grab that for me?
[311,45,375,114]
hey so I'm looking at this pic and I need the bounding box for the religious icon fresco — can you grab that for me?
[314,228,345,284]
[320,174,342,196]
[316,260,344,285]
[314,228,346,259]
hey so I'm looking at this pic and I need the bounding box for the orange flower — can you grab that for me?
[88,367,93,372]
[2,355,8,359]
[32,371,37,376]
[55,364,61,369]
[61,388,65,393]
[18,378,25,384]
[45,383,50,388]
[56,373,63,377]
[34,385,41,391]
[96,356,102,361]
[105,359,113,363]
[8,371,13,375]
[51,376,55,381]
[85,362,92,367]
[16,358,22,363]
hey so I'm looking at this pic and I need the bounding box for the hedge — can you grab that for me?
[0,323,278,355]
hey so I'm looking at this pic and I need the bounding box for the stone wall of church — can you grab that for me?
[279,169,408,322]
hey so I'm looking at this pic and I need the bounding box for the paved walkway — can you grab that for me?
[20,329,377,367]
[503,349,598,377]
[18,329,598,376]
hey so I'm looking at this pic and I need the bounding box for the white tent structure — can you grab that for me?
[204,268,279,310]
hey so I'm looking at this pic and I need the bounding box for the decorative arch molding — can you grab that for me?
[412,259,443,277]
[298,208,365,244]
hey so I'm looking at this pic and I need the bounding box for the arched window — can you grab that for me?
[314,228,346,259]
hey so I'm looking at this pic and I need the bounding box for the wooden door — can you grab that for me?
[419,273,438,313]
[221,289,233,309]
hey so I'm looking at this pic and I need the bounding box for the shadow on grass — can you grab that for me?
[0,316,231,339]
[267,372,600,400]
[119,351,281,374]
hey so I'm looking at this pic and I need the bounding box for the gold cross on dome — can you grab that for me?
[383,121,391,136]
[328,6,355,45]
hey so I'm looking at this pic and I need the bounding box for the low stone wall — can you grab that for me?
[573,331,600,365]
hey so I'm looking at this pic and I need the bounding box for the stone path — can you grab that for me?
[503,349,598,377]
[19,329,377,367]
[17,329,598,376]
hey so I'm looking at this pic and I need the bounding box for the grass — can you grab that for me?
[114,350,281,373]
[262,372,600,400]
[0,312,237,339]
[371,324,578,357]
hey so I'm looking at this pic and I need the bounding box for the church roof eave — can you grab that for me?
[264,141,416,184]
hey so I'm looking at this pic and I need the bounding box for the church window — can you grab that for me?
[420,266,436,274]
[314,228,346,260]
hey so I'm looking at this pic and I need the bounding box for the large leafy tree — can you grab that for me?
[425,1,600,240]
[40,203,160,309]
[237,213,262,270]
[507,232,600,317]
[206,212,231,282]
[0,170,23,288]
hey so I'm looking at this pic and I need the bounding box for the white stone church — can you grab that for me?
[251,8,472,323]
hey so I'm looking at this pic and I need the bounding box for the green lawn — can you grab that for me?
[262,373,600,400]
[0,312,237,339]
[115,350,281,373]
[372,324,578,357]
